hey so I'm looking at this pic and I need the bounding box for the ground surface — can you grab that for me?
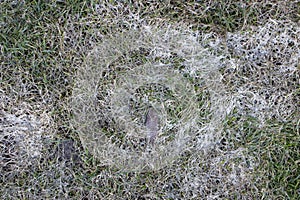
[1,1,299,199]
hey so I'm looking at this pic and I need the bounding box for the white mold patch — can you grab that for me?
[0,95,53,171]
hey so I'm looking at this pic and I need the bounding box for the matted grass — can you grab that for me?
[1,0,299,199]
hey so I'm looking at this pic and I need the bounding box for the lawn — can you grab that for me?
[1,1,299,199]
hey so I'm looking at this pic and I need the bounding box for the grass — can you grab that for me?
[1,0,299,199]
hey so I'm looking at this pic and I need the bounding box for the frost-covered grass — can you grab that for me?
[1,1,299,199]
